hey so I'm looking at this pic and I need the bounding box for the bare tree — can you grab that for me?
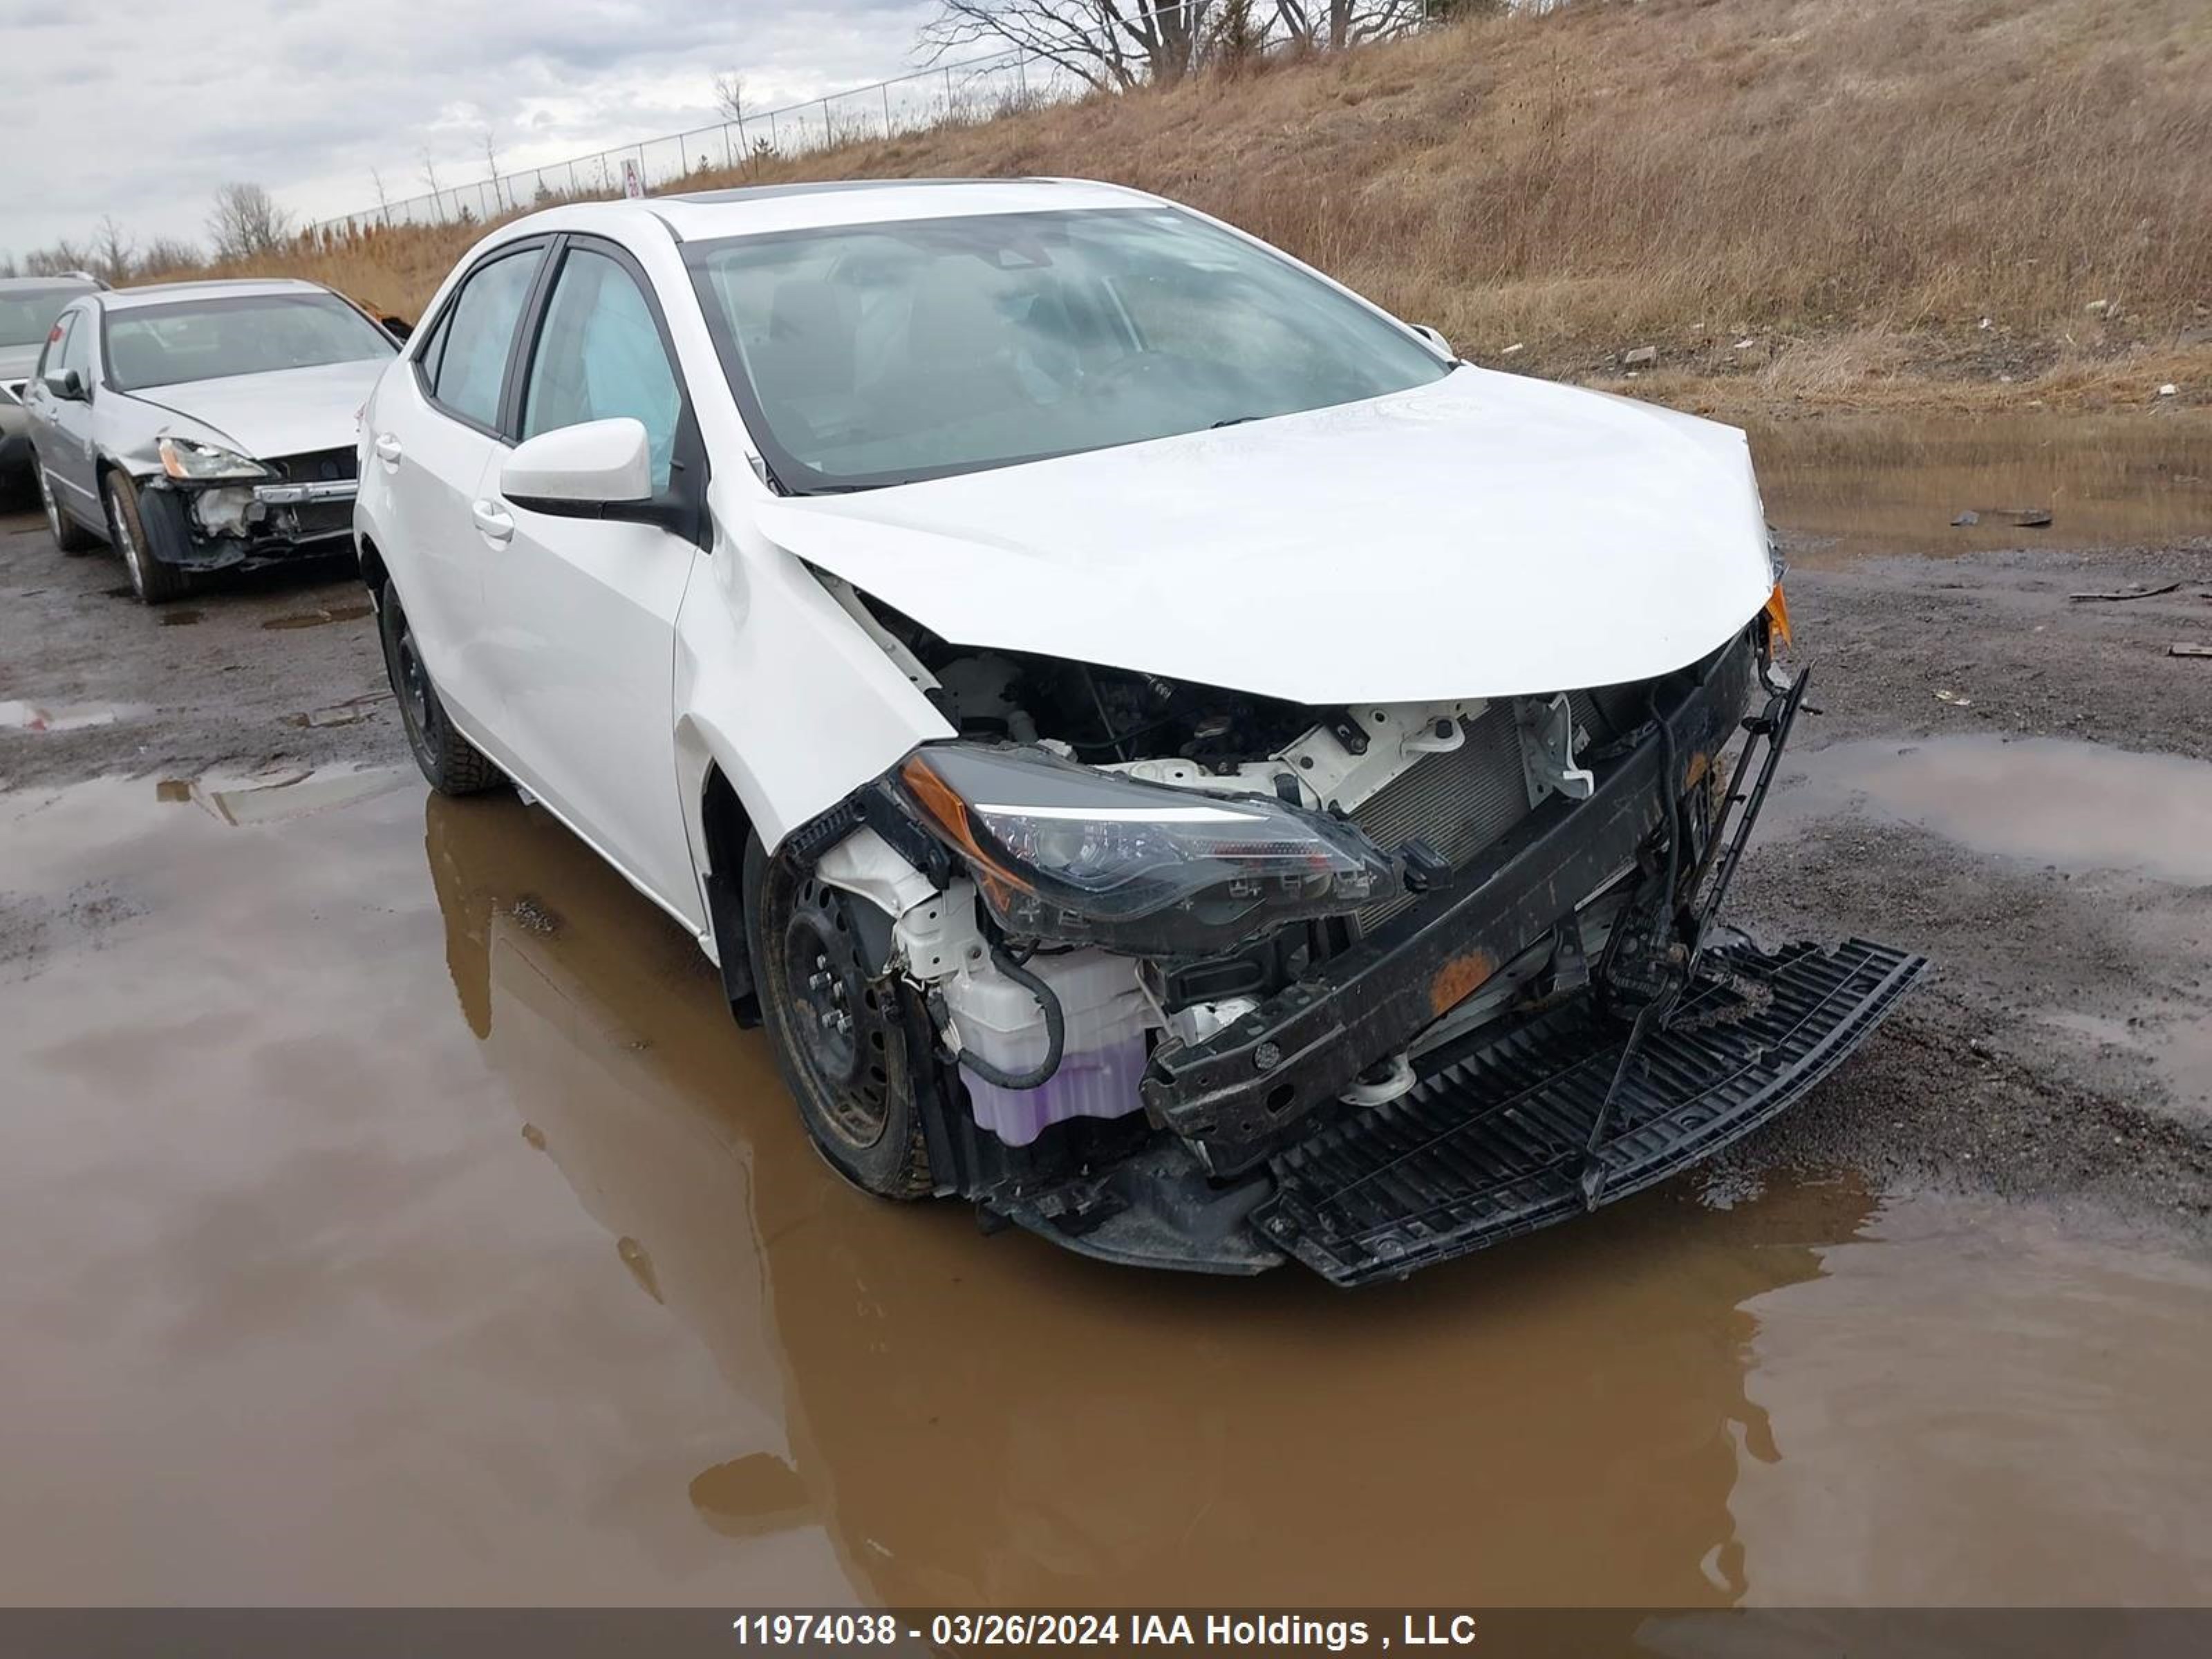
[921,1,1217,92]
[206,182,292,261]
[419,147,445,199]
[482,128,505,214]
[713,71,747,124]
[26,239,96,277]
[0,252,18,279]
[370,165,393,225]
[91,215,137,285]
[138,236,202,277]
[1271,1,1427,52]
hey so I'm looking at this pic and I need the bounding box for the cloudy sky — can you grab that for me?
[1,0,935,260]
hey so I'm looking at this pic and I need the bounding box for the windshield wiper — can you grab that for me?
[1210,415,1262,429]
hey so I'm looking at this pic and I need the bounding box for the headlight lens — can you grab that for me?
[897,744,1398,956]
[159,436,272,482]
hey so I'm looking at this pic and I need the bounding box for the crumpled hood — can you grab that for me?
[756,367,1775,706]
[129,359,385,460]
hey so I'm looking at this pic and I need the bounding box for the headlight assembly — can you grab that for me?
[896,744,1397,957]
[158,436,273,482]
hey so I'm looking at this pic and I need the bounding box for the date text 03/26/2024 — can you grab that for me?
[728,1613,1484,1649]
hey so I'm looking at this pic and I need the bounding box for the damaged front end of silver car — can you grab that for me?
[765,587,1926,1286]
[127,435,359,573]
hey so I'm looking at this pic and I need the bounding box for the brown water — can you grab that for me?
[1750,412,2212,562]
[3,776,2211,1606]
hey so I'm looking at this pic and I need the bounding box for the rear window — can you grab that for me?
[102,294,395,392]
[0,285,91,350]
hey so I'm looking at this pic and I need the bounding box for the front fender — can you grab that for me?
[673,493,953,909]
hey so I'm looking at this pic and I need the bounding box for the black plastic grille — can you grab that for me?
[266,447,358,484]
[1254,937,1928,1285]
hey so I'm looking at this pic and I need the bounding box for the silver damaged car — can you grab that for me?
[22,278,399,603]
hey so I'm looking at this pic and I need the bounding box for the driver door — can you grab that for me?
[478,237,706,930]
[37,310,100,519]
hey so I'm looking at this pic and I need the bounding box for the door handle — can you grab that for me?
[471,500,515,545]
[373,433,402,468]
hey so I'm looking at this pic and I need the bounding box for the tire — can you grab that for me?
[377,582,502,796]
[745,834,935,1199]
[36,456,100,554]
[103,470,192,604]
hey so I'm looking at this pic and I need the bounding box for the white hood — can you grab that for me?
[757,367,1775,706]
[130,359,387,459]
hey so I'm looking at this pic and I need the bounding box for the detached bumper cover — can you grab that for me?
[1253,936,1929,1286]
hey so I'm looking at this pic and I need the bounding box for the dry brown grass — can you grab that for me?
[196,0,2212,413]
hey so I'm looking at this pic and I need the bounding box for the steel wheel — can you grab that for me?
[747,838,934,1197]
[780,874,898,1149]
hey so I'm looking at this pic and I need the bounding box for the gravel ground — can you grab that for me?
[5,501,2210,1244]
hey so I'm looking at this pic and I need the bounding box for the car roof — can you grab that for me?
[0,274,101,293]
[498,176,1159,248]
[97,278,331,312]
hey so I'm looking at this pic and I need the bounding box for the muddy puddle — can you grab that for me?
[1750,411,2212,563]
[1766,733,2212,885]
[1763,733,2212,1118]
[3,777,2211,1605]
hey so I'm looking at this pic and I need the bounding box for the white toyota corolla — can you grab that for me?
[356,178,1922,1285]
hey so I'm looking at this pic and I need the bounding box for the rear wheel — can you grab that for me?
[103,470,191,604]
[37,458,98,554]
[377,583,501,795]
[746,835,934,1198]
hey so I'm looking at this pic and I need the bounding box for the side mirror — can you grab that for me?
[46,368,86,402]
[501,418,675,527]
[1409,323,1454,359]
[379,315,413,342]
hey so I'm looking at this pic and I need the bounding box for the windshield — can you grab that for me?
[102,293,396,392]
[0,285,91,350]
[688,207,1449,491]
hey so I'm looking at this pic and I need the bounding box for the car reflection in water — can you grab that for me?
[421,791,1874,1609]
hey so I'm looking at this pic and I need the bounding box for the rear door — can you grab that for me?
[478,236,706,928]
[366,241,547,738]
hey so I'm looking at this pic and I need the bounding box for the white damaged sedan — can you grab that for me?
[357,179,1923,1284]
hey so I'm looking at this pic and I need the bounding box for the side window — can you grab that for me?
[426,248,541,431]
[521,247,682,492]
[37,314,75,382]
[54,312,91,382]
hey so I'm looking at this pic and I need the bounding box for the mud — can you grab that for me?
[5,413,2212,1603]
[3,778,2210,1604]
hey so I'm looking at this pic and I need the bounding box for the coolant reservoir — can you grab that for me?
[943,951,1155,1147]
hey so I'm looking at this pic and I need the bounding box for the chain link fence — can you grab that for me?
[313,50,1078,235]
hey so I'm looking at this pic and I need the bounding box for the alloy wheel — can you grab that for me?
[105,478,146,592]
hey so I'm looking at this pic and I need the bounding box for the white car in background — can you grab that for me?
[23,278,398,602]
[355,178,1922,1286]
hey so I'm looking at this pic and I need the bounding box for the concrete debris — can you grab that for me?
[1622,346,1659,368]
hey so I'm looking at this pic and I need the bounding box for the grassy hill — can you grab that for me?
[205,0,2212,413]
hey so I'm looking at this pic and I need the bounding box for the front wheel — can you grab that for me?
[746,835,935,1198]
[104,471,191,604]
[377,583,502,796]
[37,458,99,554]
